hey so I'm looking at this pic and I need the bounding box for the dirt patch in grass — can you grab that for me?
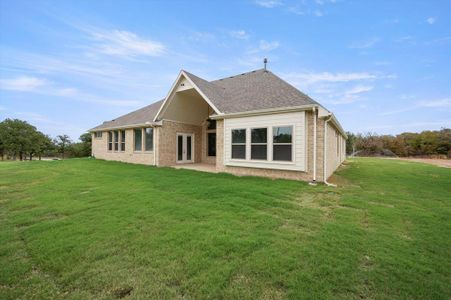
[112,286,133,298]
[385,157,451,168]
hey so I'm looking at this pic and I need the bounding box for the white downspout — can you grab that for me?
[312,107,317,182]
[323,114,336,187]
[153,127,157,166]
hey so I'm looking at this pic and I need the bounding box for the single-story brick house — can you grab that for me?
[89,68,346,183]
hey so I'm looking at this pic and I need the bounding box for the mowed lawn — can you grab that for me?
[0,158,450,299]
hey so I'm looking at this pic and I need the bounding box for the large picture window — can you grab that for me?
[134,129,142,151]
[145,128,153,151]
[113,131,119,151]
[251,128,267,160]
[208,132,216,156]
[273,126,292,161]
[120,130,125,151]
[231,129,246,159]
[108,132,112,151]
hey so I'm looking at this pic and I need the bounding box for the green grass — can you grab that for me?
[0,158,450,299]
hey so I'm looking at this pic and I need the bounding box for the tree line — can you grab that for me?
[0,118,92,160]
[346,128,451,158]
[1,118,450,161]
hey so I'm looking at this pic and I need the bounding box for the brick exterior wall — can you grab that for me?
[201,123,216,165]
[91,109,345,182]
[91,129,155,165]
[216,116,321,182]
[325,122,346,179]
[157,120,202,166]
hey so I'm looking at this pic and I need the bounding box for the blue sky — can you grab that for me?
[0,0,450,140]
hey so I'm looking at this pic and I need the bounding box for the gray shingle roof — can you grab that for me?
[210,69,318,113]
[90,99,163,131]
[90,69,319,131]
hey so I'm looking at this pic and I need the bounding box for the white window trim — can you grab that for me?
[144,127,154,153]
[133,128,143,152]
[107,131,113,152]
[120,130,125,152]
[176,132,195,163]
[229,125,296,165]
[250,127,268,161]
[113,130,119,152]
[94,131,103,139]
[231,128,247,160]
[272,125,294,163]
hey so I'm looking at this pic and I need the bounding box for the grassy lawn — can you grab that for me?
[0,158,450,299]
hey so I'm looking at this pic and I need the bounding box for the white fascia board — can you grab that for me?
[180,71,222,115]
[153,70,223,122]
[153,71,184,122]
[88,121,163,132]
[209,104,317,120]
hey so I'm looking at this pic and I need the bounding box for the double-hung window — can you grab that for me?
[134,129,142,151]
[231,129,246,159]
[144,128,153,151]
[251,128,267,160]
[273,126,293,161]
[108,132,112,151]
[113,131,119,151]
[120,130,126,151]
[94,131,102,138]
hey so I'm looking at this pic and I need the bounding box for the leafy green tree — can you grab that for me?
[0,119,37,160]
[55,135,72,159]
[30,132,54,160]
[79,132,92,157]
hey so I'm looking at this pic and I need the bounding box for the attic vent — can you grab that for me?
[180,83,185,86]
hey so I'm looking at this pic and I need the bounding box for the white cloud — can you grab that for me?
[328,85,374,104]
[89,29,165,57]
[247,40,280,54]
[254,0,283,8]
[381,98,451,115]
[426,17,436,24]
[395,36,415,44]
[418,98,451,108]
[313,10,324,17]
[283,71,379,86]
[229,30,249,40]
[283,70,395,105]
[0,75,143,107]
[0,76,49,91]
[188,31,216,42]
[361,119,451,133]
[349,37,381,49]
[425,36,451,45]
[287,6,305,15]
[259,40,280,51]
[374,61,392,66]
[346,85,374,95]
[15,112,61,125]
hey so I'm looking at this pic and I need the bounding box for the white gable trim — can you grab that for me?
[153,70,222,122]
